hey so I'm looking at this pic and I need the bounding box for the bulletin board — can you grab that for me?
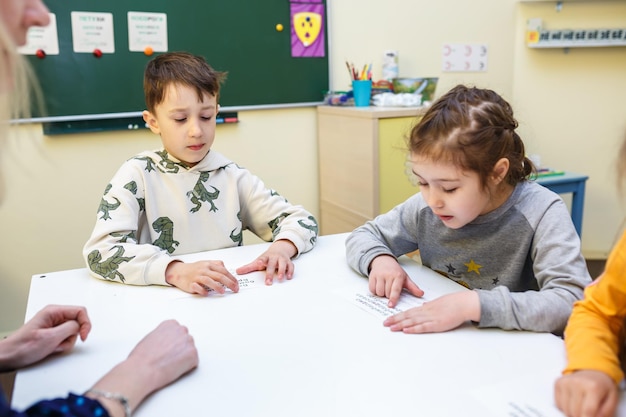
[23,0,329,122]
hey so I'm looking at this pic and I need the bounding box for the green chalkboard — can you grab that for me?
[26,0,329,120]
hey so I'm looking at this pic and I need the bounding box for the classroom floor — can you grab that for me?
[587,259,606,279]
[0,259,608,405]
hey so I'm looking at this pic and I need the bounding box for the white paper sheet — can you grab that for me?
[335,287,430,319]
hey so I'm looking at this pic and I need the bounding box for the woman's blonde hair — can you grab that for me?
[618,131,626,198]
[0,22,37,123]
[0,20,42,200]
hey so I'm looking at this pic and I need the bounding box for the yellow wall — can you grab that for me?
[328,0,517,96]
[513,1,626,258]
[2,0,624,333]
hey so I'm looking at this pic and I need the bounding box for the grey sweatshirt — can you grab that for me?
[345,180,591,335]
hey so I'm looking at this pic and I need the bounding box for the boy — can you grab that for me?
[83,51,318,295]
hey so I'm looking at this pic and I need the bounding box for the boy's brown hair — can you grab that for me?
[143,51,227,113]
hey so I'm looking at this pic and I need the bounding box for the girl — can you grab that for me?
[554,136,626,417]
[345,84,591,335]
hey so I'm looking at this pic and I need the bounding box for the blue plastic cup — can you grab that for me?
[352,80,372,107]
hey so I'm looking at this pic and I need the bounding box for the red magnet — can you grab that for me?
[35,49,46,59]
[144,46,154,56]
[93,49,103,58]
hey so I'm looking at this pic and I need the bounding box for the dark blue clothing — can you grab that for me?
[0,392,109,417]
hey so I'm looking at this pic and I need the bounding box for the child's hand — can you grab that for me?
[383,291,480,333]
[368,255,424,307]
[165,260,239,295]
[555,370,618,417]
[236,240,297,285]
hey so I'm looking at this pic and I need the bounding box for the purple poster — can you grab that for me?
[290,3,325,58]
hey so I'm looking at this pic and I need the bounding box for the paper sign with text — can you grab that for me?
[336,288,429,319]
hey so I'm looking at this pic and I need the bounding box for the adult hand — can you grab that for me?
[165,260,239,295]
[555,370,619,417]
[0,305,91,371]
[124,320,199,390]
[383,291,480,333]
[87,320,199,417]
[236,239,297,285]
[368,255,424,307]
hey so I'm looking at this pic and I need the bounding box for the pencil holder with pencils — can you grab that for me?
[346,62,372,107]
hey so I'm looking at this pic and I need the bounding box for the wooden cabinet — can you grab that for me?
[317,105,422,235]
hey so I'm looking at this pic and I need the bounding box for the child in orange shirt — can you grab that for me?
[555,136,626,417]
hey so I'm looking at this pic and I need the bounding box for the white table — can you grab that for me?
[12,233,625,416]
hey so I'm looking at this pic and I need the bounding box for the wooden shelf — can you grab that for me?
[520,0,624,3]
[526,27,626,49]
[528,40,626,48]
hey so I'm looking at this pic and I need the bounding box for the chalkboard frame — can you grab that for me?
[19,0,330,125]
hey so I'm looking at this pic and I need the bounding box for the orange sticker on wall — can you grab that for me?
[527,31,539,44]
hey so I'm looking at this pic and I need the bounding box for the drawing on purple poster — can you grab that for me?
[290,3,325,58]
